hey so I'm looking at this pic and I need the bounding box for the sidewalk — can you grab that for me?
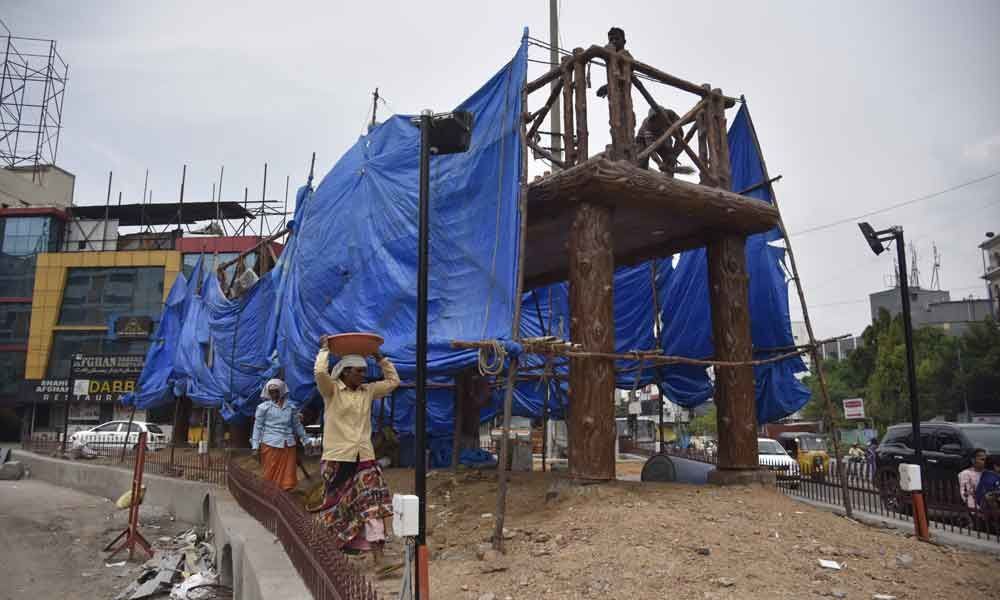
[789,494,1000,556]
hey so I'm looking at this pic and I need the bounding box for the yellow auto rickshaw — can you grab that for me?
[776,432,830,479]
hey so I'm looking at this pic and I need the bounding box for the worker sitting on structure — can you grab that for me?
[636,105,694,177]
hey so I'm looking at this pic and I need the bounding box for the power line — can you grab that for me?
[789,170,1000,238]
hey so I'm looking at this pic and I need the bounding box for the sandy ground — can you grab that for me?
[0,480,193,600]
[236,457,998,600]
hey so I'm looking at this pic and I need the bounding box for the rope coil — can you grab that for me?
[477,340,507,377]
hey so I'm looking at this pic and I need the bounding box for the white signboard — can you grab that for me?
[842,397,865,420]
[73,379,91,397]
[628,401,642,415]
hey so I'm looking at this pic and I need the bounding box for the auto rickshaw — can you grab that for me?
[776,432,830,479]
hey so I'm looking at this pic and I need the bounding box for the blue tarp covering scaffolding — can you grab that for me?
[124,34,809,433]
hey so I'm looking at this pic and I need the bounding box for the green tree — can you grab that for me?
[689,404,717,435]
[956,318,1000,414]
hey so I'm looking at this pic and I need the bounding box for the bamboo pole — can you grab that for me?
[740,96,853,517]
[492,66,530,552]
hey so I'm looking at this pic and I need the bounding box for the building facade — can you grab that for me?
[982,233,1000,318]
[869,286,992,338]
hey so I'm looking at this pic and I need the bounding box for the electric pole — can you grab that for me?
[549,0,562,165]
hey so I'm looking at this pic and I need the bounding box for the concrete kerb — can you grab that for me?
[13,449,311,600]
[789,494,1000,557]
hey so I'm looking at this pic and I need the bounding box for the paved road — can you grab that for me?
[0,479,191,600]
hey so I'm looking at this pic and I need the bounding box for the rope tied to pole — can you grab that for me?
[477,339,507,377]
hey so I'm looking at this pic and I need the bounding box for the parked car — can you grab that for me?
[758,437,798,472]
[875,422,1000,513]
[69,421,169,452]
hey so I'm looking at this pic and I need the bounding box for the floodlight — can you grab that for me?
[858,222,886,255]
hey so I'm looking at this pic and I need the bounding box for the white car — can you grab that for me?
[69,421,169,452]
[757,437,797,473]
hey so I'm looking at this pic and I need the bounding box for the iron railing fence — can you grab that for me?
[656,446,1000,544]
[22,438,229,486]
[226,457,381,600]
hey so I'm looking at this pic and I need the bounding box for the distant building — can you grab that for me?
[869,285,991,338]
[0,165,75,210]
[791,321,865,367]
[981,233,1000,318]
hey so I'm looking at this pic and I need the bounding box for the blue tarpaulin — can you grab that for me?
[125,35,808,428]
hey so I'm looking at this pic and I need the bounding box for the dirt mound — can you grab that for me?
[242,458,998,599]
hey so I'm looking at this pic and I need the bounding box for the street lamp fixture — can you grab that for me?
[412,109,474,600]
[858,221,929,540]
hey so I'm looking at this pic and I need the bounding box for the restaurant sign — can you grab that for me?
[70,354,145,379]
[19,379,72,404]
[114,316,153,339]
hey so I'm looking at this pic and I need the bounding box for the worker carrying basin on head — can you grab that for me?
[310,333,400,569]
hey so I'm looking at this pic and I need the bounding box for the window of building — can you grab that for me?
[0,216,60,297]
[183,252,256,282]
[46,331,150,378]
[58,267,164,326]
[0,302,31,344]
[0,351,26,396]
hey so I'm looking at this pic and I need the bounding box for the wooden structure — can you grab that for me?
[521,44,780,482]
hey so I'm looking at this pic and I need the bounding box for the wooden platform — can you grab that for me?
[523,157,781,288]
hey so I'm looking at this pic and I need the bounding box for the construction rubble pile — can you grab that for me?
[113,527,230,600]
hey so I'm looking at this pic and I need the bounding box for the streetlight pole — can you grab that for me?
[859,223,922,466]
[412,109,473,600]
[414,109,431,600]
[891,227,922,467]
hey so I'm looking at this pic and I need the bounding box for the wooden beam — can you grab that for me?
[568,200,616,481]
[605,51,627,160]
[527,157,779,232]
[572,48,589,161]
[525,45,605,94]
[708,88,733,191]
[629,57,737,106]
[527,139,567,169]
[526,79,564,142]
[561,59,576,167]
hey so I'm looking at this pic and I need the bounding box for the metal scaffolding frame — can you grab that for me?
[0,19,69,173]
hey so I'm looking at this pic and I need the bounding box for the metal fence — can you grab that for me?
[657,446,1000,544]
[22,438,228,486]
[226,458,381,600]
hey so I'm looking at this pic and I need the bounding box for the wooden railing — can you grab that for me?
[523,44,737,188]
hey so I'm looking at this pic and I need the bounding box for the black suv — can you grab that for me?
[875,422,1000,512]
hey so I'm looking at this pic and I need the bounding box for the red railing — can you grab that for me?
[226,457,381,600]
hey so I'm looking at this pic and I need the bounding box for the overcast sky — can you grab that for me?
[8,1,1000,339]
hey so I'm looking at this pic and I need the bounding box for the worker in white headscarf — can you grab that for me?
[312,335,399,565]
[251,378,307,491]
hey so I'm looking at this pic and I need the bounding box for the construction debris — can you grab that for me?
[114,527,222,600]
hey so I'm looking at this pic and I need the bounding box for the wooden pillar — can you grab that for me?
[702,87,766,483]
[706,233,758,472]
[568,201,616,481]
